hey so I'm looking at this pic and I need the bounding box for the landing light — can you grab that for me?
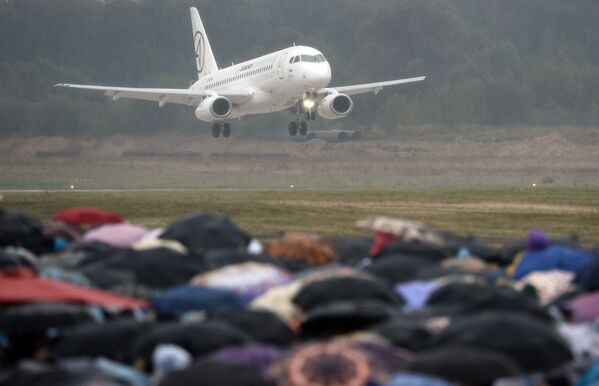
[302,99,315,109]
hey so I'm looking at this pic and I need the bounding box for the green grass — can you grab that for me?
[2,188,599,242]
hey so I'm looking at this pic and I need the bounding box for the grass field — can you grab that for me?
[2,187,598,243]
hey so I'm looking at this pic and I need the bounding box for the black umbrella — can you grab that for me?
[159,359,275,386]
[204,249,309,273]
[0,304,95,365]
[404,347,522,385]
[293,276,404,312]
[161,213,250,254]
[326,236,373,265]
[37,243,135,289]
[0,361,72,386]
[577,257,599,292]
[397,304,466,325]
[73,242,127,265]
[365,256,437,285]
[427,282,551,322]
[416,266,477,281]
[80,266,137,289]
[375,241,450,262]
[0,208,52,254]
[55,320,157,363]
[130,321,251,371]
[84,247,209,289]
[0,303,95,334]
[439,233,504,265]
[0,249,35,271]
[300,300,396,339]
[209,309,295,347]
[432,312,573,372]
[35,242,120,274]
[1,359,143,386]
[371,318,434,352]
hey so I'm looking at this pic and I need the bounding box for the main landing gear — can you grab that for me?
[211,122,231,138]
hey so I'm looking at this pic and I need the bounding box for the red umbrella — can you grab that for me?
[54,208,123,227]
[0,269,147,310]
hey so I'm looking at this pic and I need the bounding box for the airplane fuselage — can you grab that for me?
[56,7,424,138]
[190,46,331,121]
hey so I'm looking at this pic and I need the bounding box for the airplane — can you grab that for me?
[56,7,425,138]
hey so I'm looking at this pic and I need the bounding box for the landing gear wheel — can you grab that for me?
[299,121,308,136]
[222,123,231,138]
[305,112,311,121]
[212,123,221,138]
[310,112,316,121]
[288,121,298,136]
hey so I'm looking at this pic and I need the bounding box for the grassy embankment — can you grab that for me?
[2,188,598,241]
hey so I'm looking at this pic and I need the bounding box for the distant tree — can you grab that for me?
[0,0,598,137]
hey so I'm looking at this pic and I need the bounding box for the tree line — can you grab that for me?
[1,0,598,137]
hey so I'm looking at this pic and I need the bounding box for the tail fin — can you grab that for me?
[190,7,219,79]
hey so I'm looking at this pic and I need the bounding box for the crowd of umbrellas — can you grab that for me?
[1,206,599,386]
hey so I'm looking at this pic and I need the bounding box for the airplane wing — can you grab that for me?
[54,83,253,106]
[318,76,426,96]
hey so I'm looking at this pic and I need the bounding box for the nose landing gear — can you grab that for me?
[288,96,316,137]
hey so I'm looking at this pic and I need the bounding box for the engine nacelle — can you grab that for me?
[194,96,232,122]
[317,93,354,120]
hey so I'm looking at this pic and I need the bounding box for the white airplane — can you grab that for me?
[56,7,425,138]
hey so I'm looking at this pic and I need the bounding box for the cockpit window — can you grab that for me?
[290,54,327,64]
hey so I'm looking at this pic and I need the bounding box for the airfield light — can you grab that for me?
[302,99,315,109]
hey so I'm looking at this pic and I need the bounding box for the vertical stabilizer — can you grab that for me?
[190,7,219,79]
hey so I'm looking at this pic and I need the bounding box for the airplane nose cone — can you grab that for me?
[310,63,331,89]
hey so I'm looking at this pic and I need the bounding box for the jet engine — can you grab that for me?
[317,93,354,120]
[194,96,232,122]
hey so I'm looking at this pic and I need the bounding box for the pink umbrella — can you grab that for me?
[82,223,149,248]
[567,291,599,323]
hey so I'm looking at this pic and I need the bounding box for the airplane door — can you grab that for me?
[277,53,288,80]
